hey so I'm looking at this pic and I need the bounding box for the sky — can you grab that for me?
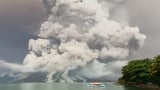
[126,0,160,59]
[0,0,45,63]
[0,0,159,83]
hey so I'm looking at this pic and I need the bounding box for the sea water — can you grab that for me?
[0,83,153,90]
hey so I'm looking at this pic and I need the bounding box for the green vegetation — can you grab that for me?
[118,55,160,86]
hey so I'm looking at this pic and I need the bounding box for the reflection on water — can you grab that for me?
[0,83,153,90]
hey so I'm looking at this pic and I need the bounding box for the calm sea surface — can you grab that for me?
[0,83,154,90]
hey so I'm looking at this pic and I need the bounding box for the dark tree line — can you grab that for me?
[118,55,160,86]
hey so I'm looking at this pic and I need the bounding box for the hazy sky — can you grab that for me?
[0,0,160,63]
[126,0,160,59]
[0,0,45,63]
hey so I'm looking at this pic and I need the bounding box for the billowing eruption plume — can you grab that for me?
[0,0,145,83]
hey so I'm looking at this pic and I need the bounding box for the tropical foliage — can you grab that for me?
[118,55,160,86]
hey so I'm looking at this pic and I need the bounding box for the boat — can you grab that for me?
[87,82,106,87]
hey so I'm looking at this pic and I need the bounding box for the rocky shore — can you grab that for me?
[126,82,160,90]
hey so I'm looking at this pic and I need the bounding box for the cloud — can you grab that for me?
[0,0,145,83]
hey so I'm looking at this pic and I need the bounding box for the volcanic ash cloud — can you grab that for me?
[0,0,146,83]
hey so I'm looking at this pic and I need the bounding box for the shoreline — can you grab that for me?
[121,82,160,89]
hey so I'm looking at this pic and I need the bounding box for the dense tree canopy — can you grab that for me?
[118,55,160,86]
[151,55,160,85]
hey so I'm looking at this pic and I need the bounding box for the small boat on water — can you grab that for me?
[87,82,106,87]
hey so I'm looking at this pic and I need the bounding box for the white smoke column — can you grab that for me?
[0,0,146,83]
[22,0,145,82]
